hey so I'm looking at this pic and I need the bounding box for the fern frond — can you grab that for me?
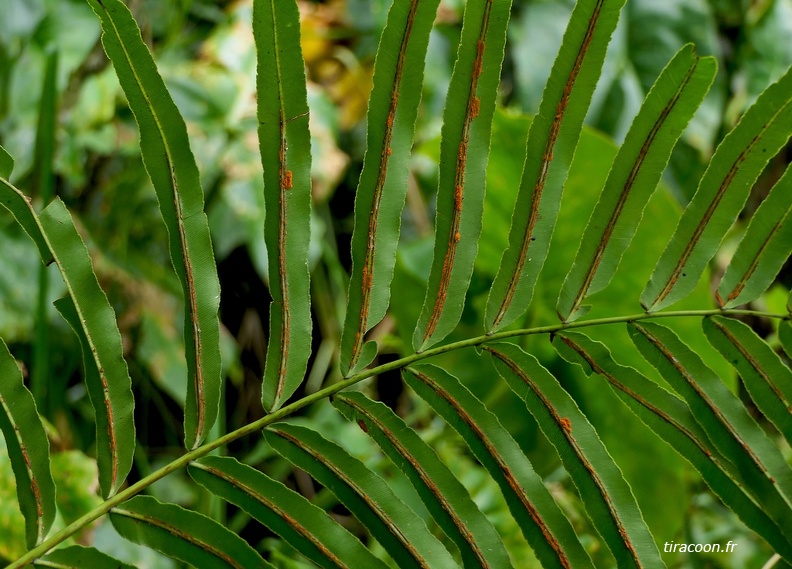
[716,165,792,308]
[189,456,388,569]
[264,422,458,568]
[414,0,513,351]
[340,0,441,375]
[487,342,663,568]
[333,392,512,569]
[642,66,792,312]
[86,0,222,449]
[110,495,271,568]
[405,364,596,569]
[0,339,56,548]
[557,44,716,322]
[486,0,625,332]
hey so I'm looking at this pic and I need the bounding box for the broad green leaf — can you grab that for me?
[53,296,135,500]
[34,545,135,568]
[485,0,625,333]
[413,0,513,351]
[333,392,512,569]
[86,0,222,449]
[629,322,792,507]
[340,0,442,375]
[403,364,595,569]
[264,423,458,569]
[641,65,792,311]
[189,455,388,569]
[0,177,54,264]
[110,495,271,569]
[703,315,792,445]
[557,44,716,322]
[486,342,664,569]
[0,338,56,548]
[716,164,792,308]
[253,0,313,411]
[0,144,12,179]
[37,199,135,498]
[553,332,792,561]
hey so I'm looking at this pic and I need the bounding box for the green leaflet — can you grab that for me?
[0,338,56,549]
[34,545,135,568]
[53,296,135,500]
[333,392,512,569]
[0,143,13,178]
[557,44,716,322]
[37,199,135,498]
[629,322,792,507]
[111,495,271,568]
[0,181,133,499]
[188,456,388,569]
[641,65,792,312]
[264,423,458,569]
[486,342,663,569]
[717,165,792,308]
[485,0,625,333]
[703,316,792,445]
[340,0,441,375]
[86,0,222,448]
[413,0,513,351]
[780,320,792,363]
[0,176,54,265]
[403,364,595,569]
[254,0,313,411]
[553,332,792,561]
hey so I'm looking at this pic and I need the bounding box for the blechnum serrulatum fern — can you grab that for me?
[1,0,791,567]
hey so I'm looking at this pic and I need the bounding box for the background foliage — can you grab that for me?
[0,0,791,567]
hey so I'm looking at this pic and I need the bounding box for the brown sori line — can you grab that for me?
[170,164,205,444]
[651,98,792,308]
[342,397,493,568]
[724,213,789,304]
[272,428,430,567]
[634,324,770,473]
[349,0,421,371]
[566,59,699,318]
[710,319,792,411]
[115,509,245,568]
[203,465,349,568]
[422,1,494,344]
[21,441,44,521]
[492,0,606,329]
[275,112,291,402]
[486,347,641,564]
[98,368,119,491]
[409,370,572,568]
[0,394,45,527]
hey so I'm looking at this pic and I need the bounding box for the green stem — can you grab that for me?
[8,307,786,567]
